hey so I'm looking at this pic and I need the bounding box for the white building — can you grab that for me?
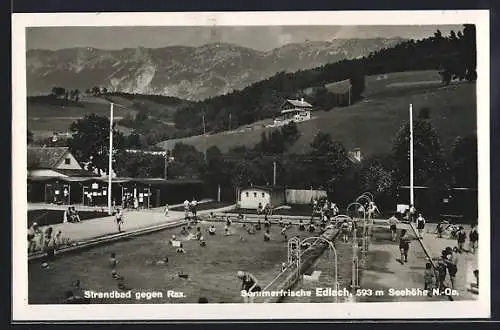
[239,185,286,209]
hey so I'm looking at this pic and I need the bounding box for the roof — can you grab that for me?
[27,147,70,169]
[53,169,99,177]
[286,99,313,108]
[280,108,309,114]
[27,176,203,185]
[324,79,352,94]
[241,185,285,193]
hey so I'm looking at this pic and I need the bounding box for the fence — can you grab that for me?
[285,189,327,205]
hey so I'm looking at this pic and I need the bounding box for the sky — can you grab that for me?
[26,25,464,52]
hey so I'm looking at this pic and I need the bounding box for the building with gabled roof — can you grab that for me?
[274,98,314,127]
[27,146,97,178]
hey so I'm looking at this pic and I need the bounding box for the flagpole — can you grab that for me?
[409,103,414,207]
[108,102,114,215]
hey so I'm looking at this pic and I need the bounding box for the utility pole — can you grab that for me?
[202,113,207,162]
[409,103,414,207]
[164,152,168,179]
[107,103,114,215]
[273,161,277,186]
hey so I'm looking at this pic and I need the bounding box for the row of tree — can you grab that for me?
[58,110,476,211]
[50,87,81,102]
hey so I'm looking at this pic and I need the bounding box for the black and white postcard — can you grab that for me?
[12,10,490,320]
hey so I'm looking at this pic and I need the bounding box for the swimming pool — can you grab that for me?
[29,220,320,304]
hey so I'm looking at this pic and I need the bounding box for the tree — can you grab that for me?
[51,86,66,98]
[392,119,449,188]
[125,133,143,149]
[68,114,125,174]
[418,107,431,120]
[308,132,350,192]
[451,133,477,188]
[91,86,101,96]
[101,87,108,94]
[27,130,33,144]
[166,143,205,179]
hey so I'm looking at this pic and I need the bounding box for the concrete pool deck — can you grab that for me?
[28,203,236,260]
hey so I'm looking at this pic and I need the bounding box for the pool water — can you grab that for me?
[29,221,319,304]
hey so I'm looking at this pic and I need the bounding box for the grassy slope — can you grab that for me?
[27,93,188,139]
[156,70,477,157]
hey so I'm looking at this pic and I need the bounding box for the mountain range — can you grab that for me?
[26,38,405,101]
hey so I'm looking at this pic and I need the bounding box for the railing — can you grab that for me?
[256,228,340,303]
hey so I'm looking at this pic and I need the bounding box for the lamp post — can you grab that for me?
[409,103,415,207]
[107,103,114,215]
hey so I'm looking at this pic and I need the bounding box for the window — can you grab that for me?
[262,193,265,198]
[64,158,71,165]
[254,192,257,198]
[245,192,249,197]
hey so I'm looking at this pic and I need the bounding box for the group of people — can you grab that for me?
[28,222,63,254]
[311,198,340,222]
[256,202,273,216]
[423,246,462,295]
[435,221,479,253]
[183,198,199,220]
[63,206,81,223]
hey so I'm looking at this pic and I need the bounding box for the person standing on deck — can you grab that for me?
[183,199,190,219]
[469,224,479,253]
[387,215,399,242]
[399,229,410,263]
[115,208,124,233]
[408,204,416,223]
[456,226,467,253]
[416,213,426,239]
[190,198,198,219]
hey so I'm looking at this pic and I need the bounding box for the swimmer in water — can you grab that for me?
[264,229,271,241]
[279,217,284,227]
[180,226,189,235]
[224,226,231,236]
[237,270,261,303]
[109,253,118,269]
[147,256,169,265]
[298,220,306,231]
[208,225,216,235]
[247,225,256,235]
[176,243,185,254]
[256,220,262,231]
[195,227,203,240]
[264,216,271,229]
[281,226,288,240]
[200,236,206,247]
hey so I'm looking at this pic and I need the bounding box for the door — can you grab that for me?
[45,184,54,204]
[156,189,161,207]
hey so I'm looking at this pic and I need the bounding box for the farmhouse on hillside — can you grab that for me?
[324,78,352,106]
[274,98,314,127]
[347,147,363,164]
[239,185,286,209]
